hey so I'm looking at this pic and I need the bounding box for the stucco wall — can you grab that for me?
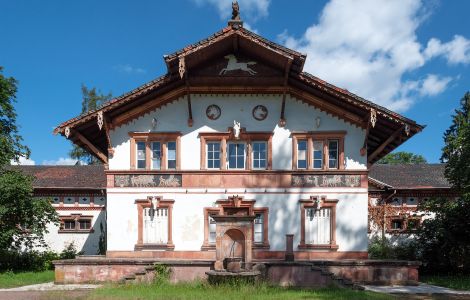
[106,188,368,253]
[108,94,366,171]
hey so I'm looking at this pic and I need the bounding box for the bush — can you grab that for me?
[153,264,171,284]
[368,236,418,260]
[59,242,81,259]
[0,249,59,272]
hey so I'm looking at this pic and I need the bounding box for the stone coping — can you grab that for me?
[258,259,421,267]
[53,258,214,266]
[206,270,261,276]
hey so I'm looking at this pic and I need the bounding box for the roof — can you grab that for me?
[369,164,450,189]
[11,165,106,189]
[53,25,423,164]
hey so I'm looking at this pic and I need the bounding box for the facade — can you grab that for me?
[51,12,424,283]
[15,165,106,254]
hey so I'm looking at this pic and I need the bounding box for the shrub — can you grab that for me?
[0,249,59,272]
[153,264,171,284]
[59,242,81,259]
[368,236,418,260]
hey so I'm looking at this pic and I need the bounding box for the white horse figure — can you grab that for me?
[233,120,241,139]
[219,55,257,75]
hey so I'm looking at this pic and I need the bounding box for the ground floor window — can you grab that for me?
[59,214,93,233]
[143,207,169,244]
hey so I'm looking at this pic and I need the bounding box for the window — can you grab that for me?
[405,197,418,206]
[299,197,338,250]
[135,197,174,250]
[207,142,221,169]
[228,143,245,169]
[292,132,345,170]
[136,141,146,169]
[208,214,217,244]
[59,215,93,233]
[151,142,161,170]
[252,142,267,169]
[254,213,264,243]
[391,219,403,230]
[130,132,181,170]
[391,198,402,206]
[328,140,339,169]
[167,141,176,169]
[313,141,323,169]
[297,140,307,169]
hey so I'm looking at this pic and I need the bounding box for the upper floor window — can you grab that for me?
[129,132,181,170]
[292,132,345,170]
[59,215,93,233]
[199,132,272,171]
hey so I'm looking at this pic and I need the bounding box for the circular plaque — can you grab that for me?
[252,105,268,121]
[206,104,221,120]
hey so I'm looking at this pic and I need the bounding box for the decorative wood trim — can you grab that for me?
[135,197,175,250]
[74,130,108,163]
[102,115,114,157]
[368,125,405,162]
[298,196,338,250]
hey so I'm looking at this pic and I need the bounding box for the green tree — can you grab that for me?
[0,67,58,250]
[0,67,30,167]
[69,84,112,164]
[417,92,470,274]
[377,151,427,165]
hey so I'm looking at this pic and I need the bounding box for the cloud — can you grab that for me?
[41,157,84,166]
[424,35,470,64]
[192,0,270,21]
[114,64,146,74]
[278,0,467,112]
[10,156,36,165]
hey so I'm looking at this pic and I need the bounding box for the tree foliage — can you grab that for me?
[0,67,58,250]
[68,84,112,165]
[377,151,427,165]
[0,67,30,167]
[416,92,470,274]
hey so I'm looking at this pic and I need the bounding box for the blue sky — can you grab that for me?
[1,0,469,165]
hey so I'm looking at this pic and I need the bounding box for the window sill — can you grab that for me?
[253,243,270,250]
[298,243,338,250]
[201,244,216,251]
[135,243,175,251]
[58,229,94,234]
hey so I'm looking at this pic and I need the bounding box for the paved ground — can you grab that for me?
[0,282,99,300]
[364,284,470,299]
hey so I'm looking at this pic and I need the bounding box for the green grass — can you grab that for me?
[0,270,55,288]
[421,274,470,291]
[89,281,394,300]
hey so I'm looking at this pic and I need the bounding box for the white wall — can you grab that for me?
[106,188,368,252]
[109,94,366,170]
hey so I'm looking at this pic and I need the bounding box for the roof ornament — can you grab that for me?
[228,1,243,29]
[370,108,377,128]
[64,127,71,138]
[178,56,186,79]
[97,111,104,130]
[405,124,410,136]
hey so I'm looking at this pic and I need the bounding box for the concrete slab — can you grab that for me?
[364,284,470,295]
[0,282,101,292]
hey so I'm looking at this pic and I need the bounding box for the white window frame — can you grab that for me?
[305,208,332,245]
[166,141,177,170]
[136,141,146,169]
[252,141,267,170]
[206,142,221,169]
[227,142,246,169]
[151,141,161,170]
[143,207,169,244]
[254,213,264,243]
[313,140,324,169]
[297,139,308,169]
[328,139,339,169]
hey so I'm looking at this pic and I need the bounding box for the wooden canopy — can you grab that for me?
[54,25,424,165]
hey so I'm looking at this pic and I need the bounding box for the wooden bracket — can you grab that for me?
[74,130,108,163]
[102,115,114,157]
[185,74,193,127]
[368,125,405,163]
[279,58,293,127]
[360,111,372,156]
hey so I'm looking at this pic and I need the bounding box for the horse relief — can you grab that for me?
[219,54,257,75]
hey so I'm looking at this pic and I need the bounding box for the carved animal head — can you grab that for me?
[224,54,236,60]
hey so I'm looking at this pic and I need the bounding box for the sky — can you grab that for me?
[1,0,469,165]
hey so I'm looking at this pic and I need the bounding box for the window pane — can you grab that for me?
[151,142,161,170]
[328,140,338,169]
[167,141,176,169]
[228,143,245,169]
[313,141,323,169]
[64,220,75,230]
[136,141,146,169]
[79,220,91,230]
[252,141,267,169]
[207,142,221,169]
[298,140,307,151]
[297,140,307,169]
[137,160,146,169]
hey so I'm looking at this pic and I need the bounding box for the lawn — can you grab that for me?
[421,274,470,291]
[0,270,55,288]
[89,282,393,300]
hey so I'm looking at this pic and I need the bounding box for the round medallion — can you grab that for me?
[252,105,268,121]
[206,104,221,120]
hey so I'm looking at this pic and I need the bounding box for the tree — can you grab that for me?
[377,151,427,165]
[0,67,58,250]
[69,84,112,164]
[416,92,470,273]
[0,67,30,167]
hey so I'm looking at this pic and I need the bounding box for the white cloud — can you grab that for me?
[424,35,470,64]
[114,64,146,74]
[278,0,467,112]
[41,157,83,166]
[10,156,36,165]
[192,0,270,21]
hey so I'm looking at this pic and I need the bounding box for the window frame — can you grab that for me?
[292,132,345,170]
[252,141,268,170]
[299,196,338,250]
[135,197,175,251]
[199,132,273,170]
[129,132,181,171]
[227,141,246,170]
[58,214,94,234]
